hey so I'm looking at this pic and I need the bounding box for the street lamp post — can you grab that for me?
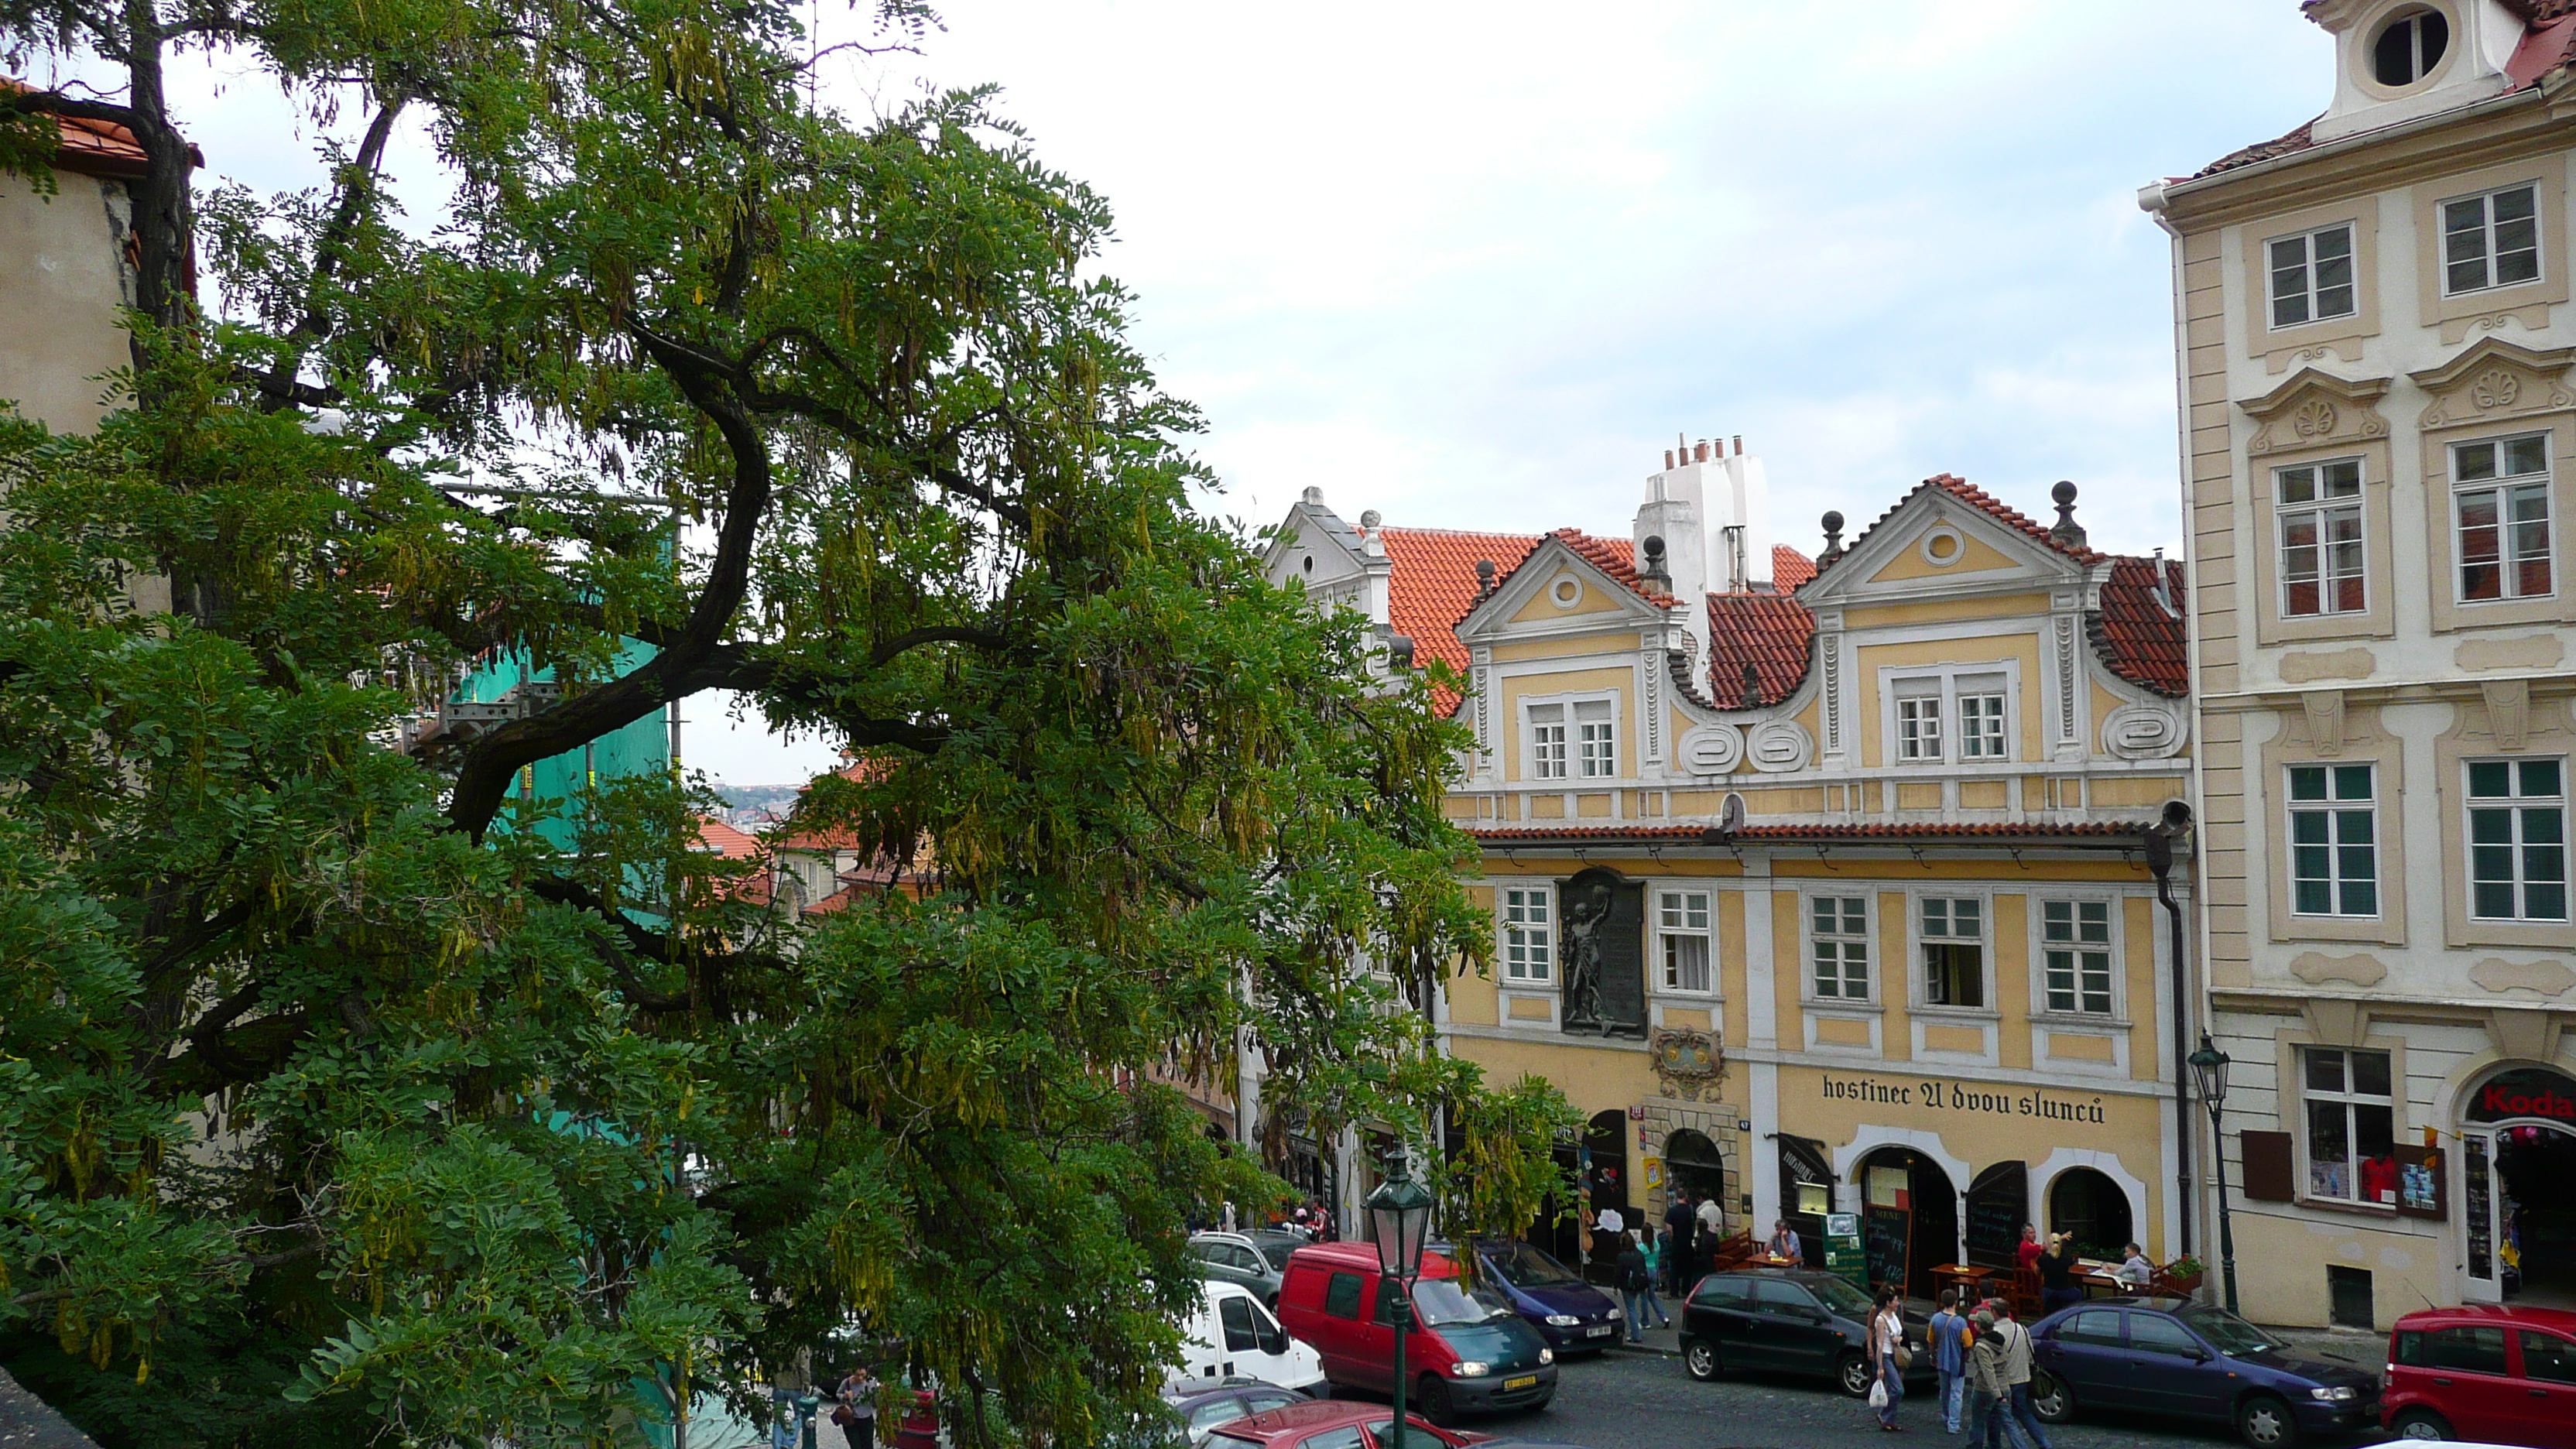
[2187,1033,2241,1314]
[1364,1162,1436,1449]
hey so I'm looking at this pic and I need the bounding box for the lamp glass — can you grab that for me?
[2189,1033,2231,1110]
[1362,1170,1436,1279]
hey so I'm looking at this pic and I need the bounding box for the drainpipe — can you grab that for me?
[2145,800,2194,1259]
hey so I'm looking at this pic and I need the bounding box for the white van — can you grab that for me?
[1171,1279,1324,1394]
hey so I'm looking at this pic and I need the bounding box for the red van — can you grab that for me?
[2383,1304,2576,1444]
[1274,1242,1557,1422]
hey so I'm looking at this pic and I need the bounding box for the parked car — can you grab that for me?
[1469,1241,1624,1355]
[1202,1398,1489,1449]
[1276,1242,1557,1422]
[1174,1279,1326,1394]
[1194,1231,1289,1308]
[1674,1267,1930,1397]
[2028,1297,2379,1447]
[2382,1303,2576,1444]
[1166,1379,1316,1448]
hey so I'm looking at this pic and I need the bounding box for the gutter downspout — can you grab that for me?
[2145,803,2195,1264]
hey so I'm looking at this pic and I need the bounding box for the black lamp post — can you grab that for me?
[2187,1033,2241,1314]
[1364,1163,1436,1449]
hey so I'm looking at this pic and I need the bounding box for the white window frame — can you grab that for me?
[1653,886,1717,997]
[2266,222,2357,330]
[1879,663,2021,768]
[2298,1045,2397,1207]
[1522,690,1620,784]
[1500,884,1554,983]
[1574,697,1617,779]
[1526,702,1568,782]
[1896,684,1944,763]
[2287,762,2380,919]
[2032,896,2123,1022]
[2274,458,2368,618]
[1806,892,1872,1004]
[1911,889,1992,1014]
[2450,433,2555,605]
[2466,757,2570,923]
[2441,183,2543,296]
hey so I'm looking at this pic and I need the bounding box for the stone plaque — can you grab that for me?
[1558,866,1645,1038]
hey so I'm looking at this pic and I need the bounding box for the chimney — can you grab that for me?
[1718,437,1773,590]
[2049,481,2088,550]
[1636,443,1710,660]
[1694,440,1711,463]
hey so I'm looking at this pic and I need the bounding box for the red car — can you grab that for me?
[2383,1303,2576,1444]
[1203,1397,1489,1449]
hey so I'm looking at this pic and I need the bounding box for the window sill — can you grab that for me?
[2030,1012,2131,1030]
[2291,1194,2400,1221]
[1913,1005,2002,1022]
[1802,1000,1886,1015]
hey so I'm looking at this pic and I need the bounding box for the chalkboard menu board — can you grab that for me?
[1864,1204,1912,1295]
[2465,1136,2492,1280]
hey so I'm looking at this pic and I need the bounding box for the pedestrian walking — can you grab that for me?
[1629,1229,1671,1328]
[2036,1235,2082,1316]
[1930,1288,1970,1434]
[832,1365,879,1449]
[1615,1231,1657,1341]
[1989,1302,2054,1449]
[1663,1193,1695,1293]
[1869,1286,1908,1431]
[1965,1307,2028,1449]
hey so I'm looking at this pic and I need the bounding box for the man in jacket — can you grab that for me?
[1989,1303,2054,1449]
[1965,1308,2023,1448]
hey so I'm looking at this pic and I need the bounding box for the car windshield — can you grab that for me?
[1253,1240,1299,1271]
[1481,1242,1581,1288]
[1409,1279,1517,1327]
[2176,1306,2271,1357]
[1804,1276,1876,1317]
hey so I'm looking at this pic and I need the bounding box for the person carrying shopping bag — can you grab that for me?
[1869,1286,1909,1431]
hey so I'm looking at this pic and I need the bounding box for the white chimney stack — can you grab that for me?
[1718,435,1774,591]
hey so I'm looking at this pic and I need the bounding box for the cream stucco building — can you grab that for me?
[1267,447,2197,1300]
[0,94,147,433]
[2144,0,2576,1328]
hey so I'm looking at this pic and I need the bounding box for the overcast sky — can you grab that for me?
[142,2,2338,783]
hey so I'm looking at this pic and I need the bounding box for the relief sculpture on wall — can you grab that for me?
[1558,867,1645,1038]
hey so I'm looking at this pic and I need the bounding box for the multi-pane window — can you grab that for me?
[1574,699,1615,779]
[2443,184,2541,295]
[1502,886,1553,982]
[2288,763,2379,916]
[1958,690,2007,759]
[2468,758,2568,923]
[2372,9,2448,87]
[2040,899,2113,1016]
[2276,460,2365,617]
[2303,1046,2395,1204]
[2268,224,2355,328]
[1920,897,1985,1009]
[2452,435,2553,602]
[1658,889,1713,993]
[1810,896,1870,1001]
[1897,692,1943,762]
[1528,704,1567,780]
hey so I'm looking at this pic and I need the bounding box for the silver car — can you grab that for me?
[1188,1231,1288,1308]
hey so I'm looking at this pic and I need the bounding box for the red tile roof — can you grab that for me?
[1705,592,1817,707]
[1469,821,2159,844]
[1772,545,1817,591]
[4,80,156,178]
[2194,6,2576,181]
[694,817,763,858]
[1822,474,2104,581]
[1379,526,1542,681]
[2092,555,2190,697]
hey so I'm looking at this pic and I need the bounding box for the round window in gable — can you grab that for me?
[1550,575,1583,608]
[2371,6,2448,88]
[1920,526,1966,567]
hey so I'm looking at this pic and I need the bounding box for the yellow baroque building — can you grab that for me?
[1268,450,2199,1300]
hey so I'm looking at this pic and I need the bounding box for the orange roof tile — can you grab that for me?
[4,80,156,178]
[694,816,763,859]
[2092,554,2190,697]
[1822,474,2104,581]
[1705,592,1817,708]
[1772,545,1817,591]
[1379,526,1543,683]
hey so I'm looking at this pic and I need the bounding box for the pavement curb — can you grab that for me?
[1608,1341,1678,1358]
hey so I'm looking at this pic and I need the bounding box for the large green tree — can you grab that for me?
[0,3,1574,1444]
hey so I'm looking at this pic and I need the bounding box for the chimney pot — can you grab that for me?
[1664,449,1676,470]
[1694,440,1711,463]
[1732,435,1744,455]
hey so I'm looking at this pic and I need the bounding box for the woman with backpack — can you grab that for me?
[1616,1230,1669,1338]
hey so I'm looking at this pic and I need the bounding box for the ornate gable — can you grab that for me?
[2238,367,2391,456]
[2410,338,2576,433]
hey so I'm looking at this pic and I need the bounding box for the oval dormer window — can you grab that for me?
[2372,6,2448,88]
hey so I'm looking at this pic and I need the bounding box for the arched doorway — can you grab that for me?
[2047,1167,2132,1259]
[1666,1128,1726,1205]
[1858,1147,1958,1301]
[2462,1065,2576,1308]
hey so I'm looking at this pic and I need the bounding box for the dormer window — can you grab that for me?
[2371,7,2448,87]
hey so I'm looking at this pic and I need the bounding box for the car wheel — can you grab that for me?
[2028,1370,2074,1424]
[2388,1409,2453,1440]
[1682,1336,1721,1382]
[1417,1375,1456,1427]
[2235,1392,2300,1449]
[1836,1350,1872,1398]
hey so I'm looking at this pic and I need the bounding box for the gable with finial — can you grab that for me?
[2410,337,2576,433]
[1797,474,2095,605]
[2239,367,2391,456]
[1457,529,1670,642]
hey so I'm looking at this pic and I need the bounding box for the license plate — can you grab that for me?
[1585,1324,1613,1338]
[1503,1375,1538,1391]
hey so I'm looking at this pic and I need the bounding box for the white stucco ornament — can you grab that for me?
[1748,721,1814,773]
[1677,722,1745,775]
[2101,702,2188,761]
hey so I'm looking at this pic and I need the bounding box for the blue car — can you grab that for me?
[2029,1297,2380,1448]
[1470,1240,1624,1355]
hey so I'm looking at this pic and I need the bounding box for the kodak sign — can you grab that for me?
[2467,1068,2576,1125]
